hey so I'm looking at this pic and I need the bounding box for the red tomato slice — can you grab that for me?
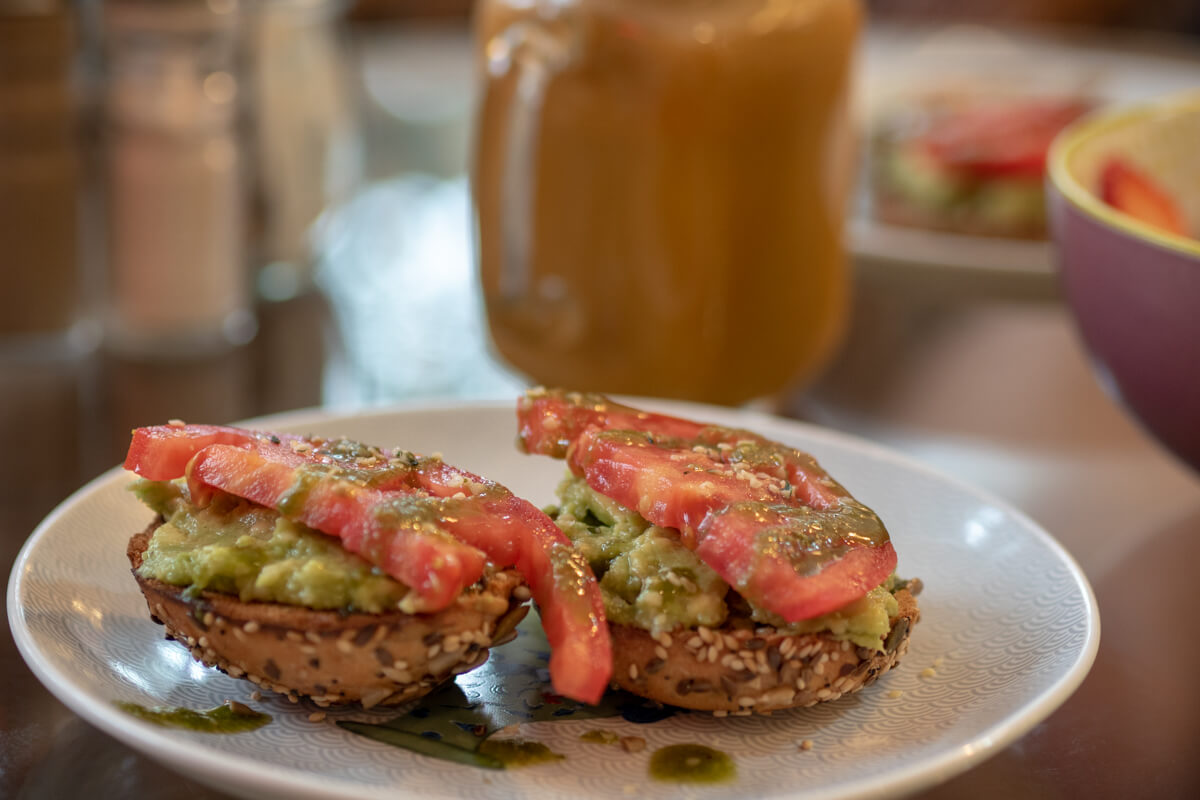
[518,390,898,621]
[126,423,612,703]
[518,390,709,459]
[1099,158,1188,237]
[919,99,1090,179]
[187,442,486,611]
[124,424,295,480]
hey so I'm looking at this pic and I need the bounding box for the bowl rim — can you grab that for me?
[1047,90,1200,259]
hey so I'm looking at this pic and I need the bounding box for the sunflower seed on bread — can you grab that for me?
[609,588,919,713]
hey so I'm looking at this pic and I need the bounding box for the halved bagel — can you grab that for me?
[609,587,920,714]
[128,521,529,708]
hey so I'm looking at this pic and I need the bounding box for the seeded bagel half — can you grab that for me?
[610,587,920,714]
[128,521,530,708]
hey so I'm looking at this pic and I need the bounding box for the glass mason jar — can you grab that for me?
[473,0,862,405]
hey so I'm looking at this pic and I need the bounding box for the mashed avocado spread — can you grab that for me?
[132,479,413,614]
[549,474,898,649]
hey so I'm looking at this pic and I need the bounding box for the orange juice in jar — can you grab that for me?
[473,0,861,405]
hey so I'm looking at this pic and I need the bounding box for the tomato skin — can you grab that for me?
[917,99,1091,180]
[518,390,708,458]
[188,443,485,611]
[695,505,897,621]
[124,425,285,480]
[521,390,898,622]
[126,422,612,703]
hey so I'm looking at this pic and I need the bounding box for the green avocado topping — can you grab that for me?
[548,473,898,648]
[130,479,413,614]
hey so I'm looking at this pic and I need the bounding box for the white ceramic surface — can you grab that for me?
[9,402,1099,800]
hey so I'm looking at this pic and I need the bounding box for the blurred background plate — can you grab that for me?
[851,23,1200,300]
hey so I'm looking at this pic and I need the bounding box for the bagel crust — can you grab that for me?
[128,521,529,708]
[609,588,920,713]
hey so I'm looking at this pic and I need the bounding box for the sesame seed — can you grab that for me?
[336,640,354,655]
[687,636,703,650]
[707,645,719,663]
[308,711,326,723]
[305,631,322,645]
[888,689,903,699]
[921,667,937,678]
[654,646,668,661]
[933,656,945,668]
[698,627,714,643]
[799,739,814,751]
[628,663,639,680]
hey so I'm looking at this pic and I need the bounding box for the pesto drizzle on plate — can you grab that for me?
[116,700,270,733]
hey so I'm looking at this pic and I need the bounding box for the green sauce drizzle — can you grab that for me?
[579,729,621,745]
[478,737,565,767]
[649,744,736,784]
[339,616,678,769]
[116,700,270,733]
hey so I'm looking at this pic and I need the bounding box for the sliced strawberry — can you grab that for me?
[1099,158,1188,236]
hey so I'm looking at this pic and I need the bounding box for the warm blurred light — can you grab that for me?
[207,0,238,17]
[203,71,237,104]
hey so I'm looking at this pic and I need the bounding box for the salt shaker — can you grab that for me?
[101,0,254,358]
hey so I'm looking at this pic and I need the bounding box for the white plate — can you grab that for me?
[8,401,1099,800]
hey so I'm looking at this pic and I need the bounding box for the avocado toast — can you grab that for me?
[519,389,920,714]
[124,422,610,707]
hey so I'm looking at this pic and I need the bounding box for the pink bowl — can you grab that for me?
[1047,94,1200,472]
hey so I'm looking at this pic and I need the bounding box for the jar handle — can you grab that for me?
[484,14,574,302]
